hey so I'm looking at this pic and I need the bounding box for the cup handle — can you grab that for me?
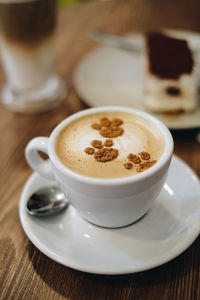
[25,137,55,181]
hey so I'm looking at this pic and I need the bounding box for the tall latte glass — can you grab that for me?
[25,106,174,228]
[0,0,66,113]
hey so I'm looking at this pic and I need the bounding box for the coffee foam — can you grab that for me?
[0,36,54,90]
[0,0,55,90]
[56,112,165,178]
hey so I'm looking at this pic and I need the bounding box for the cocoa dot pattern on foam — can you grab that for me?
[84,117,157,172]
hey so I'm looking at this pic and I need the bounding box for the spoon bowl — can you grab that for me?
[26,186,68,216]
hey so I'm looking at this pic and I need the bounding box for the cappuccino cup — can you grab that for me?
[25,106,173,228]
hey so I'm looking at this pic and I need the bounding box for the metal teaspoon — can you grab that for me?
[26,186,68,216]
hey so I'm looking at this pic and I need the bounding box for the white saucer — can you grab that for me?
[74,30,200,129]
[19,155,200,275]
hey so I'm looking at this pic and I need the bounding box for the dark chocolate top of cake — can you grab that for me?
[146,32,194,79]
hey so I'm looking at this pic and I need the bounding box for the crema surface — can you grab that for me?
[56,112,165,178]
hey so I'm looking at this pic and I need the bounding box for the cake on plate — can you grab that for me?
[144,32,197,113]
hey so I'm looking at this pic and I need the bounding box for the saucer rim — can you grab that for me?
[19,155,200,275]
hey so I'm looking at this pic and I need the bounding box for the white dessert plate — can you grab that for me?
[74,30,200,129]
[19,155,200,275]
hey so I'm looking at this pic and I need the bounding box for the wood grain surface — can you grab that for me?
[0,1,200,299]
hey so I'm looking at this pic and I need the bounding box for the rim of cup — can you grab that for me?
[49,106,174,186]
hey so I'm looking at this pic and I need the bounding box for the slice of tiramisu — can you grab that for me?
[144,32,197,113]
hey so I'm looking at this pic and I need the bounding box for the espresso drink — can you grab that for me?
[56,112,165,179]
[0,0,56,90]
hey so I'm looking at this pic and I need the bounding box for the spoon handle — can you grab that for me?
[90,29,141,53]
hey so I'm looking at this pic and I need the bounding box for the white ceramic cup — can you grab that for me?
[25,106,174,228]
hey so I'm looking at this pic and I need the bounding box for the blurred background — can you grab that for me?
[59,0,89,6]
[1,1,200,299]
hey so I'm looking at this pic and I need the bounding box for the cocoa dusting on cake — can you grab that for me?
[84,147,95,155]
[146,32,193,79]
[164,110,183,118]
[139,151,151,160]
[124,162,133,170]
[91,123,102,130]
[91,140,103,149]
[136,160,157,173]
[104,139,113,147]
[128,154,141,164]
[94,148,118,162]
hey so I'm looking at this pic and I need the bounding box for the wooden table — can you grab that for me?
[1,1,200,299]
